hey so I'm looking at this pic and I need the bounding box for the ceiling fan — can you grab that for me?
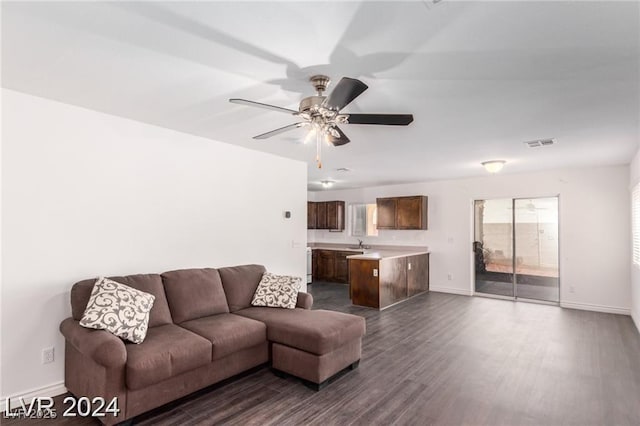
[229,75,414,168]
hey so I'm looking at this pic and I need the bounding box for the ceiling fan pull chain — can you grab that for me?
[316,130,322,169]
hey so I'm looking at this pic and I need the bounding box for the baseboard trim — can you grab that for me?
[430,286,473,296]
[632,309,640,334]
[0,381,67,412]
[560,301,630,316]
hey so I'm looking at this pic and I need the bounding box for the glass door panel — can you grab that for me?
[514,198,559,302]
[474,199,514,297]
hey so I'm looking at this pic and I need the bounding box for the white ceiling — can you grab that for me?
[2,1,639,191]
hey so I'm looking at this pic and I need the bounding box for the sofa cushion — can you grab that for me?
[180,313,266,360]
[236,308,366,356]
[71,274,173,328]
[79,277,155,344]
[251,272,302,309]
[218,264,266,312]
[125,324,212,390]
[161,268,229,323]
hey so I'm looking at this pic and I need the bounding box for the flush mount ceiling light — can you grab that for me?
[481,160,506,173]
[321,180,334,188]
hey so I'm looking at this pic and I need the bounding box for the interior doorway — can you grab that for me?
[473,197,559,303]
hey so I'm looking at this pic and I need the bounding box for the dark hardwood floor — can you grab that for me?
[5,282,640,425]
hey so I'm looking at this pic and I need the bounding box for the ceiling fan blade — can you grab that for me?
[253,123,306,139]
[327,126,351,146]
[346,113,414,126]
[324,77,368,111]
[229,98,298,115]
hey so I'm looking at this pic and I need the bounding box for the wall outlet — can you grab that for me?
[569,286,575,293]
[373,269,378,277]
[408,263,412,271]
[447,273,453,281]
[42,347,54,364]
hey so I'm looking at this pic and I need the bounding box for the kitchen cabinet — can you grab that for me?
[376,198,397,229]
[316,202,328,229]
[335,251,353,283]
[326,201,344,230]
[350,253,429,309]
[307,201,345,231]
[316,250,335,281]
[307,202,317,229]
[312,249,362,283]
[375,196,428,230]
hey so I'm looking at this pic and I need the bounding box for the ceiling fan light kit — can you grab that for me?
[481,160,506,173]
[229,75,414,169]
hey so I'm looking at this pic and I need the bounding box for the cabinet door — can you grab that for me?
[307,202,317,229]
[326,201,345,231]
[317,250,335,281]
[350,259,380,309]
[312,250,319,280]
[316,202,328,229]
[397,196,427,229]
[407,254,429,296]
[376,198,397,229]
[335,251,356,283]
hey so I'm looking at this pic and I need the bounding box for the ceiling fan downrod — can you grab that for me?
[309,75,331,96]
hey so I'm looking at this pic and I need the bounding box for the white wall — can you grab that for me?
[310,166,631,313]
[0,89,307,400]
[630,149,640,332]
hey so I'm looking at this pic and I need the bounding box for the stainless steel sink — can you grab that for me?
[347,246,371,250]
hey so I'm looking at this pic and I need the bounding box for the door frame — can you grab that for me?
[471,195,561,305]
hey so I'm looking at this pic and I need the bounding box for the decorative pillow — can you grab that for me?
[251,272,302,309]
[80,277,155,344]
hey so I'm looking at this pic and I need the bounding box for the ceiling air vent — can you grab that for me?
[524,138,555,148]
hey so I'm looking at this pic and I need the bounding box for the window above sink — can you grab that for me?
[350,203,378,237]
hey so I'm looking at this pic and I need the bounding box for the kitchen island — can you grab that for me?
[348,249,429,309]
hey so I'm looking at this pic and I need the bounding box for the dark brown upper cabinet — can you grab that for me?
[376,198,397,229]
[307,201,345,231]
[376,196,428,230]
[307,202,317,229]
[326,201,344,230]
[316,202,328,229]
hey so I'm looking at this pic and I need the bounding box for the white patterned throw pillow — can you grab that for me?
[251,272,302,309]
[80,277,155,344]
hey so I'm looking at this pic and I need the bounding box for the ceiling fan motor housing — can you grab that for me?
[299,95,327,114]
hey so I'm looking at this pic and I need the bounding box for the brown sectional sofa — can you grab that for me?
[59,264,365,425]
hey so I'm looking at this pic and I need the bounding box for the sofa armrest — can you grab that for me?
[59,318,127,368]
[296,292,313,309]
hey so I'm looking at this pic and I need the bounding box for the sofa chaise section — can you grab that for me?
[236,307,366,389]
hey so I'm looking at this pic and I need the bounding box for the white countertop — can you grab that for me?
[308,244,429,260]
[308,245,365,252]
[345,249,430,260]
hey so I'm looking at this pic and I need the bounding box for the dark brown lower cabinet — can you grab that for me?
[335,251,352,283]
[312,249,362,283]
[350,253,429,309]
[315,250,335,281]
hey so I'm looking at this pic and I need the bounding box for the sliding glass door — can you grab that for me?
[474,197,559,303]
[473,199,514,297]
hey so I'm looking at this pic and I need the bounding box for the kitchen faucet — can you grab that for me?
[357,239,364,249]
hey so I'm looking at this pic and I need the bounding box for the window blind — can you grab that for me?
[633,183,640,266]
